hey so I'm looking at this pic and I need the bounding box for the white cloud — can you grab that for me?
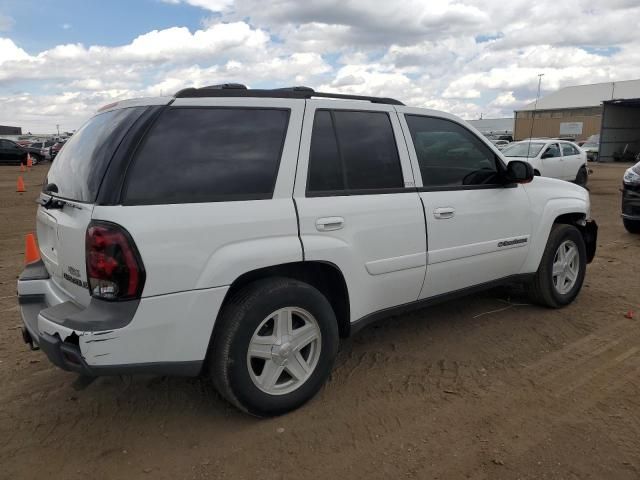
[2,0,640,132]
[160,0,233,11]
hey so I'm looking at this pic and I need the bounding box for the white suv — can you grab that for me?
[18,85,598,416]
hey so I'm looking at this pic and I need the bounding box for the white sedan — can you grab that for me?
[502,140,588,186]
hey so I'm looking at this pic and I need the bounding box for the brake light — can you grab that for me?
[85,221,145,300]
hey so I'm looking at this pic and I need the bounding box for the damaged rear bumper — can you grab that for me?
[17,260,228,377]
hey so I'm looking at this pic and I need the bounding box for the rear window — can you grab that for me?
[123,108,289,205]
[46,107,146,202]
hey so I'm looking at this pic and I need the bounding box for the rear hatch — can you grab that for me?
[38,106,147,307]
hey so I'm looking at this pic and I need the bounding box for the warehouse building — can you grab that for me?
[513,79,640,159]
[468,118,513,137]
[0,125,22,135]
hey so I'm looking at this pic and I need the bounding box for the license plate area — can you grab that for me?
[36,208,59,273]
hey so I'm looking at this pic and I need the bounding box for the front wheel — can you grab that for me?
[623,218,640,234]
[210,278,339,417]
[529,224,587,308]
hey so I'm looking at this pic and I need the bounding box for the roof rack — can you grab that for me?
[173,84,405,105]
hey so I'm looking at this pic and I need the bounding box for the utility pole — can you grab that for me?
[56,124,60,136]
[527,73,544,158]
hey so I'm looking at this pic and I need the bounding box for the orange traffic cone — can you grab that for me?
[16,176,26,192]
[20,163,25,172]
[26,154,33,169]
[24,233,40,264]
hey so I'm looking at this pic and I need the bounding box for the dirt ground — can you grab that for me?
[0,163,638,480]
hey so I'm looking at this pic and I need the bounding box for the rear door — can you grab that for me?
[561,142,583,180]
[0,140,22,162]
[397,109,532,298]
[540,143,564,179]
[293,101,426,322]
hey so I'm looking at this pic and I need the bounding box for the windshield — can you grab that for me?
[502,142,545,158]
[46,107,145,202]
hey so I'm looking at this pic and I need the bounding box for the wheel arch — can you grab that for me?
[217,261,351,339]
[520,197,592,273]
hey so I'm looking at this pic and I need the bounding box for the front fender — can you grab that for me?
[520,197,590,274]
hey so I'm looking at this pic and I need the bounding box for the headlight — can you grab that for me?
[623,166,640,185]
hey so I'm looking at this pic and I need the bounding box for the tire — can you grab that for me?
[529,224,587,308]
[574,166,588,187]
[623,218,640,234]
[210,277,339,417]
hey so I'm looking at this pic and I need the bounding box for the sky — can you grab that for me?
[1,0,640,133]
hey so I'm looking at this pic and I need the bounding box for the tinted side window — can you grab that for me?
[334,111,403,190]
[308,111,344,192]
[125,108,289,204]
[562,144,579,156]
[405,115,500,187]
[307,110,403,193]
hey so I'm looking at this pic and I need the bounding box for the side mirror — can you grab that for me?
[505,160,534,184]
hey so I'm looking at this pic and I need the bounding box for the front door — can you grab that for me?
[397,110,532,298]
[293,101,427,322]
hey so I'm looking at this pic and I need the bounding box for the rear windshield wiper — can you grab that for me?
[38,196,64,210]
[38,184,81,210]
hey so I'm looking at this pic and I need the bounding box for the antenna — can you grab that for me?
[527,73,544,158]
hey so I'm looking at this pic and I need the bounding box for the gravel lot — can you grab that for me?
[0,163,638,479]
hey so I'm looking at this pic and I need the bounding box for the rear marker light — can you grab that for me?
[85,222,145,301]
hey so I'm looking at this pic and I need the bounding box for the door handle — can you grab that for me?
[433,207,455,219]
[316,216,344,231]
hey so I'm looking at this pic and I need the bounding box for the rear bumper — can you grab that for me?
[17,260,228,377]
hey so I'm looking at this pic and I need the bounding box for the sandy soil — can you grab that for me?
[0,163,638,480]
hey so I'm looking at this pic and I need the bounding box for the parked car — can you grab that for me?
[24,141,55,163]
[502,140,588,186]
[490,139,510,150]
[581,135,599,161]
[0,138,28,165]
[622,160,640,233]
[50,140,66,160]
[17,85,597,416]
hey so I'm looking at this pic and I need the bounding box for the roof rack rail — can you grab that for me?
[173,85,404,105]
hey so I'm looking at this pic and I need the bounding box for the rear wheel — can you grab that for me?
[574,166,588,187]
[529,224,587,308]
[623,218,640,234]
[210,278,339,417]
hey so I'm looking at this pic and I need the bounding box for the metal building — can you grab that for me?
[513,79,640,143]
[468,118,513,136]
[0,125,22,135]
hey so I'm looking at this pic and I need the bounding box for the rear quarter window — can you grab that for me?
[123,107,290,204]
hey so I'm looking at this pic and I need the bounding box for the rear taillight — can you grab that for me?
[85,221,145,301]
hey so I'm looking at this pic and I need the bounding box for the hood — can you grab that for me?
[524,176,591,217]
